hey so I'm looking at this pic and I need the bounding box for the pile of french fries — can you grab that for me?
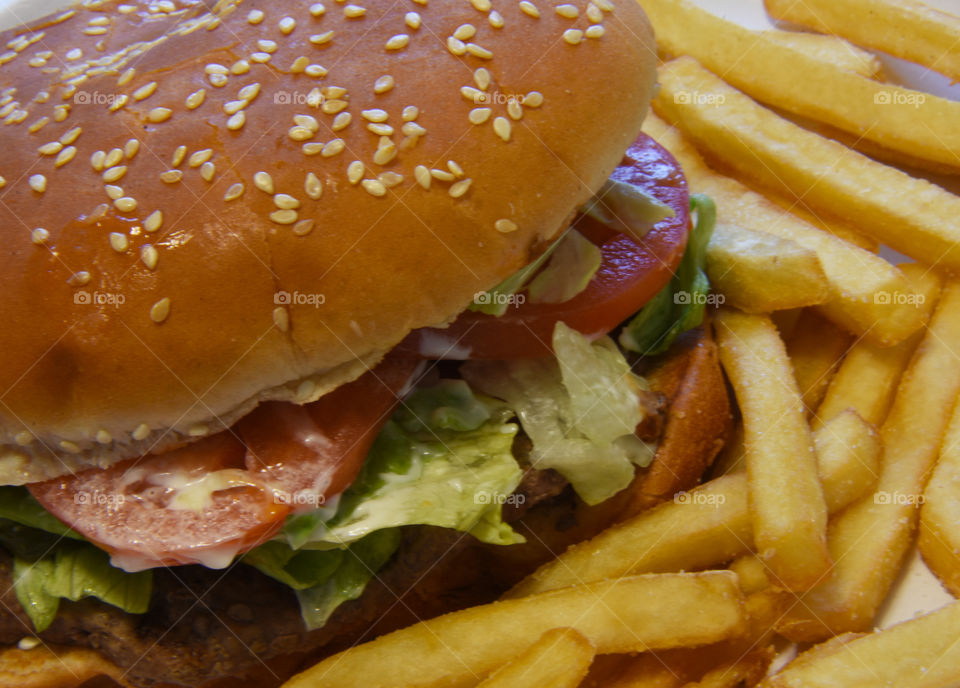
[283,1,960,686]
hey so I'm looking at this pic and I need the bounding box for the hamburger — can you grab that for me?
[0,0,730,685]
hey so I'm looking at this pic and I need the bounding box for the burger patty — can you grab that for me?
[0,467,573,688]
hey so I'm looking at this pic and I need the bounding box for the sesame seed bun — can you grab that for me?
[0,0,656,482]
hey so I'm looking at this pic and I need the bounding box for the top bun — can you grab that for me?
[0,0,656,483]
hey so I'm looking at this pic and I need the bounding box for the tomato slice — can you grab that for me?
[395,133,690,358]
[28,358,419,569]
[237,357,420,512]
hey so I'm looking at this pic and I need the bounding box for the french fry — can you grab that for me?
[776,280,960,642]
[705,223,828,313]
[508,420,877,599]
[641,114,923,347]
[714,308,831,591]
[813,263,942,430]
[759,30,883,80]
[0,645,132,688]
[641,0,960,170]
[919,395,960,597]
[729,555,771,596]
[283,573,747,688]
[763,600,960,688]
[764,0,960,84]
[811,409,881,514]
[763,195,878,253]
[653,57,960,270]
[785,310,852,415]
[476,628,594,688]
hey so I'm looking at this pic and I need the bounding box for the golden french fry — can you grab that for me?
[763,601,960,688]
[641,113,923,347]
[714,308,831,591]
[786,310,852,415]
[0,645,132,688]
[706,223,828,313]
[919,394,960,597]
[641,0,960,170]
[283,573,747,688]
[759,30,883,80]
[813,263,942,430]
[728,554,771,595]
[653,57,960,270]
[763,195,878,253]
[764,0,960,84]
[476,628,594,688]
[777,280,960,642]
[812,409,881,514]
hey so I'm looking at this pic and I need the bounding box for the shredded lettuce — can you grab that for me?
[528,230,602,305]
[468,233,564,317]
[463,323,655,505]
[620,194,717,355]
[581,178,676,240]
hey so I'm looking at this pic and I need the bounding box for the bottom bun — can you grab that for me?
[0,327,731,688]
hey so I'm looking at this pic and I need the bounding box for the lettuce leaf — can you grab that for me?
[462,323,655,505]
[581,178,676,241]
[620,194,717,355]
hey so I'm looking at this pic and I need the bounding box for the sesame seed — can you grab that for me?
[293,219,315,236]
[454,24,476,40]
[447,37,467,56]
[414,165,431,189]
[524,91,544,107]
[171,145,187,167]
[379,171,404,187]
[188,149,213,167]
[309,3,326,17]
[132,81,157,101]
[493,116,511,141]
[295,114,320,132]
[103,165,127,182]
[519,1,540,18]
[374,75,395,94]
[141,244,159,270]
[124,138,140,159]
[274,193,300,210]
[373,140,397,165]
[508,99,523,120]
[95,429,112,444]
[323,86,348,99]
[289,126,314,141]
[361,179,387,197]
[38,141,62,156]
[144,209,163,232]
[68,270,91,286]
[254,172,275,193]
[385,34,409,51]
[227,111,246,130]
[279,16,296,34]
[28,174,46,193]
[473,69,492,91]
[321,99,348,115]
[563,28,584,45]
[231,60,250,75]
[461,86,485,104]
[305,172,323,199]
[185,88,206,109]
[302,142,324,155]
[55,146,76,167]
[471,0,492,10]
[332,112,352,131]
[104,148,123,168]
[109,232,128,252]
[321,139,345,157]
[270,209,299,224]
[401,121,426,136]
[305,64,328,78]
[367,123,394,136]
[110,95,129,112]
[149,298,170,324]
[273,306,290,331]
[30,227,49,244]
[362,108,389,123]
[28,117,48,134]
[347,161,365,184]
[133,422,152,440]
[402,106,419,121]
[147,107,172,122]
[65,48,82,61]
[208,73,228,87]
[257,39,278,53]
[466,43,493,59]
[0,176,4,189]
[405,12,421,29]
[586,24,605,38]
[222,100,244,116]
[105,184,123,200]
[60,440,81,454]
[53,104,69,121]
[250,52,271,63]
[343,4,365,18]
[586,2,603,22]
[224,182,245,201]
[489,10,504,27]
[115,197,137,212]
[290,56,309,73]
[310,31,334,45]
[595,0,613,10]
[469,107,491,124]
[431,168,455,182]
[239,83,261,102]
[247,9,264,24]
[160,169,183,183]
[449,178,473,198]
[200,161,215,182]
[556,4,579,18]
[448,160,465,177]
